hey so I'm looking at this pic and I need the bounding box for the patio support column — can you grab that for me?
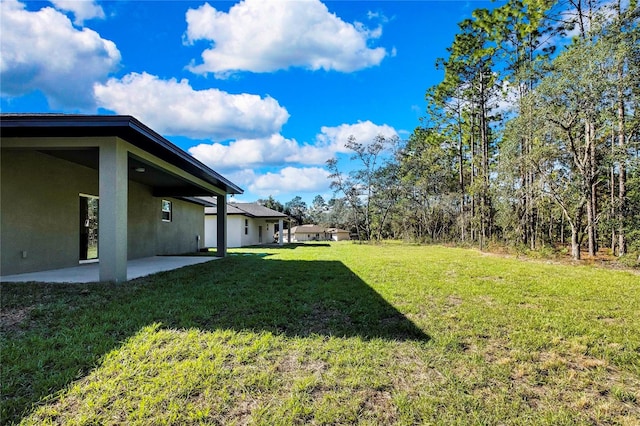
[278,218,284,246]
[99,140,128,283]
[217,194,227,257]
[288,220,291,244]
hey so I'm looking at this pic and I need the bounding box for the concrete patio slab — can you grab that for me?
[0,256,220,283]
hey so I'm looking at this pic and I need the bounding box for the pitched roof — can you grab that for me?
[208,203,247,215]
[0,114,243,195]
[289,224,327,234]
[287,225,349,234]
[326,228,349,233]
[204,200,288,219]
[233,203,289,218]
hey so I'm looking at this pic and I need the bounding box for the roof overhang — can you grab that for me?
[0,114,243,195]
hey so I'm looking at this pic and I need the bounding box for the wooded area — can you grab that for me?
[261,0,640,261]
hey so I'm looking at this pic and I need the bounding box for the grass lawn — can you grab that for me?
[1,243,639,425]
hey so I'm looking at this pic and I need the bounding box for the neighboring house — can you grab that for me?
[204,202,291,247]
[326,228,351,241]
[283,225,351,242]
[0,114,242,282]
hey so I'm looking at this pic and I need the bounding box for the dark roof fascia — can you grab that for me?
[204,205,247,215]
[205,208,291,221]
[179,196,215,207]
[232,203,289,219]
[205,210,254,217]
[0,114,243,195]
[203,202,290,220]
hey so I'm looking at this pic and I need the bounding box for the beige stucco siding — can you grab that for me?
[332,232,350,241]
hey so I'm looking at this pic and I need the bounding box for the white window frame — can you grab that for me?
[162,200,172,222]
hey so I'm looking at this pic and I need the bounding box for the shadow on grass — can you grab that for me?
[261,242,333,249]
[0,256,428,424]
[203,242,332,255]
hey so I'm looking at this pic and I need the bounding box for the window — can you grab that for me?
[244,218,249,235]
[162,200,172,222]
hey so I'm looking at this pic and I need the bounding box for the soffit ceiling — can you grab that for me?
[38,148,213,197]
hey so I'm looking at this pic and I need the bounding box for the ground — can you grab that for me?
[1,242,639,425]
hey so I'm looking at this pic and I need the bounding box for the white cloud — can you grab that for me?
[0,0,120,109]
[94,72,290,140]
[185,0,387,77]
[316,120,399,151]
[248,167,332,196]
[50,0,105,25]
[223,167,331,198]
[189,134,299,168]
[189,120,399,170]
[288,120,399,163]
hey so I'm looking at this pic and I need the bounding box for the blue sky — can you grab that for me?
[1,0,498,204]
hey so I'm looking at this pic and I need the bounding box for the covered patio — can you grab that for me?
[0,256,219,284]
[1,114,243,283]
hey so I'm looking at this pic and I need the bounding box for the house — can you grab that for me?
[283,224,351,242]
[0,114,242,282]
[326,227,351,241]
[203,202,291,247]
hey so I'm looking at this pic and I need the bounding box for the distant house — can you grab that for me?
[283,225,350,242]
[204,202,291,247]
[0,114,242,282]
[326,228,351,241]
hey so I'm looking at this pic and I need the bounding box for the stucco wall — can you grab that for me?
[332,232,350,241]
[205,215,245,248]
[1,149,205,276]
[240,217,253,247]
[293,233,317,242]
[155,197,203,255]
[204,215,217,248]
[127,183,203,257]
[127,181,157,259]
[242,218,275,246]
[1,150,99,275]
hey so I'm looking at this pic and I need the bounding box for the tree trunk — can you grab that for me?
[479,73,490,251]
[470,112,477,243]
[617,58,627,256]
[457,97,466,242]
[571,223,581,260]
[586,120,597,257]
[611,160,617,254]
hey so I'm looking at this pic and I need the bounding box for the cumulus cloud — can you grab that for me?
[50,0,105,25]
[94,72,290,140]
[189,120,399,170]
[185,0,387,77]
[288,120,399,164]
[238,167,331,196]
[0,0,120,109]
[316,121,398,152]
[189,134,300,168]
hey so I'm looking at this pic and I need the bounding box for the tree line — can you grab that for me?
[260,0,639,261]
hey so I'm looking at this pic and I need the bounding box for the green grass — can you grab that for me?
[1,243,639,425]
